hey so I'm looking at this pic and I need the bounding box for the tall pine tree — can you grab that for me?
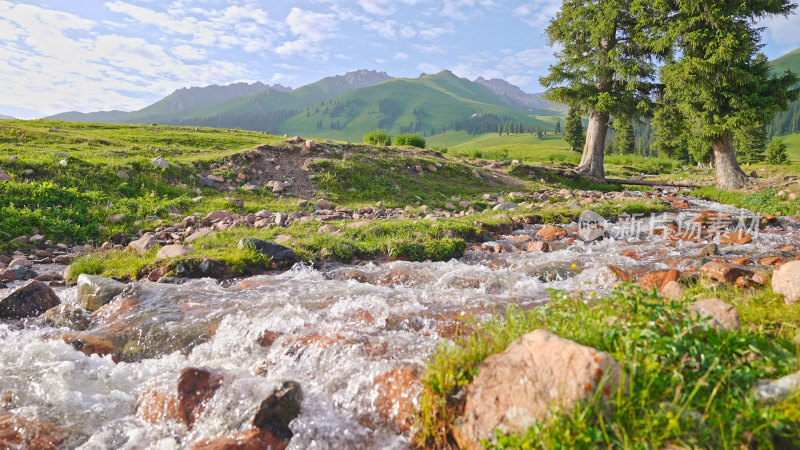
[613,117,636,155]
[541,0,657,180]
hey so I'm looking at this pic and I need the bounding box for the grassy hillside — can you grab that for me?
[771,48,800,76]
[280,71,558,142]
[775,133,800,161]
[428,132,572,160]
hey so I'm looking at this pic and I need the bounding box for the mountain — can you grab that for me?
[279,70,554,141]
[473,77,557,111]
[771,48,800,76]
[0,114,16,120]
[289,69,392,105]
[46,110,131,122]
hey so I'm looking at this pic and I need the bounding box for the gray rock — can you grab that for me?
[8,265,37,281]
[76,274,127,311]
[238,238,295,263]
[755,370,800,403]
[128,234,160,254]
[0,169,11,182]
[151,156,170,169]
[0,281,60,319]
[492,202,519,211]
[156,245,195,259]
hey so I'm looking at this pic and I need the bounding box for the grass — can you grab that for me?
[417,283,800,449]
[691,186,800,216]
[64,199,666,282]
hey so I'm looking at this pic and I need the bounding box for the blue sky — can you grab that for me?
[2,0,799,118]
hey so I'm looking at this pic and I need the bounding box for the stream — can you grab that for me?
[1,192,798,449]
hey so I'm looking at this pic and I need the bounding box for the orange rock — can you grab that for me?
[700,261,753,284]
[353,308,375,324]
[177,368,224,428]
[759,256,786,266]
[525,241,550,253]
[719,231,752,245]
[752,271,770,286]
[257,330,282,348]
[190,429,288,450]
[730,257,753,266]
[291,333,346,349]
[638,270,679,292]
[374,366,423,432]
[606,265,632,282]
[137,381,181,424]
[0,413,68,450]
[50,332,115,360]
[621,250,643,260]
[535,226,568,238]
[563,237,576,244]
[90,297,141,330]
[506,235,532,243]
[239,278,278,290]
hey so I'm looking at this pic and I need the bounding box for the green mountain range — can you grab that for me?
[44,69,559,142]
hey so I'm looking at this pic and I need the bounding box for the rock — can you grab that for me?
[454,330,621,449]
[127,234,160,254]
[525,241,550,253]
[252,381,303,439]
[206,210,234,222]
[0,281,60,319]
[317,224,342,234]
[41,304,90,331]
[151,156,170,169]
[8,257,31,268]
[536,226,568,238]
[224,197,244,208]
[190,429,288,450]
[754,370,800,403]
[0,269,15,282]
[772,260,800,304]
[719,230,752,245]
[116,170,129,180]
[274,234,294,244]
[108,213,127,224]
[76,274,127,311]
[374,366,422,432]
[346,220,372,228]
[660,280,684,301]
[687,298,740,332]
[492,202,519,211]
[238,239,295,263]
[700,261,753,284]
[0,413,68,449]
[638,269,679,292]
[51,331,115,359]
[178,367,223,428]
[156,245,195,259]
[316,199,332,210]
[697,244,719,257]
[0,169,11,182]
[137,381,180,425]
[267,180,285,194]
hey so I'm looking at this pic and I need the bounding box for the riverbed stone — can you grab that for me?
[719,230,752,245]
[0,413,68,449]
[0,281,60,319]
[252,381,303,439]
[238,238,295,263]
[536,226,568,238]
[7,265,37,281]
[772,260,800,304]
[178,367,224,428]
[156,245,195,259]
[454,330,621,449]
[374,366,422,432]
[700,261,753,284]
[660,280,685,301]
[8,257,31,268]
[76,274,127,311]
[51,331,116,360]
[687,298,740,332]
[525,241,550,253]
[190,429,288,450]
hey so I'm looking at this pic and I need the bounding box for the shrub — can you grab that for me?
[765,138,790,165]
[395,134,426,148]
[363,129,392,146]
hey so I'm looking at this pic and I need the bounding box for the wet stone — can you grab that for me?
[0,281,60,319]
[252,381,303,439]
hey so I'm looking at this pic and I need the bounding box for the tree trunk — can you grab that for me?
[576,109,608,180]
[712,131,749,190]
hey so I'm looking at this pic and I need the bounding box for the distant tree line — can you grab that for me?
[171,109,297,133]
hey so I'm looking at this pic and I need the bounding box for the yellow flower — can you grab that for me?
[571,263,577,269]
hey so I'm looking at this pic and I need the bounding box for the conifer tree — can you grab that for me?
[554,119,562,134]
[765,138,790,165]
[651,1,798,189]
[541,0,657,180]
[563,107,585,152]
[614,117,635,155]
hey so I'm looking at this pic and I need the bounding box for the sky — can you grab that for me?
[2,0,800,119]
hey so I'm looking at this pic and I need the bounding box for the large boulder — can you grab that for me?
[0,281,60,319]
[238,239,295,263]
[7,265,37,281]
[374,366,422,432]
[454,330,621,449]
[687,298,740,332]
[772,260,800,304]
[700,261,753,284]
[0,413,68,449]
[76,274,127,311]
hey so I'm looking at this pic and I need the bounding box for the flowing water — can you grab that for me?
[1,193,798,449]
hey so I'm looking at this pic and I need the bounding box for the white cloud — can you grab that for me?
[394,52,409,60]
[760,14,800,56]
[414,43,446,54]
[440,0,496,21]
[417,62,441,74]
[172,45,206,60]
[513,0,561,28]
[276,7,339,57]
[417,23,455,40]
